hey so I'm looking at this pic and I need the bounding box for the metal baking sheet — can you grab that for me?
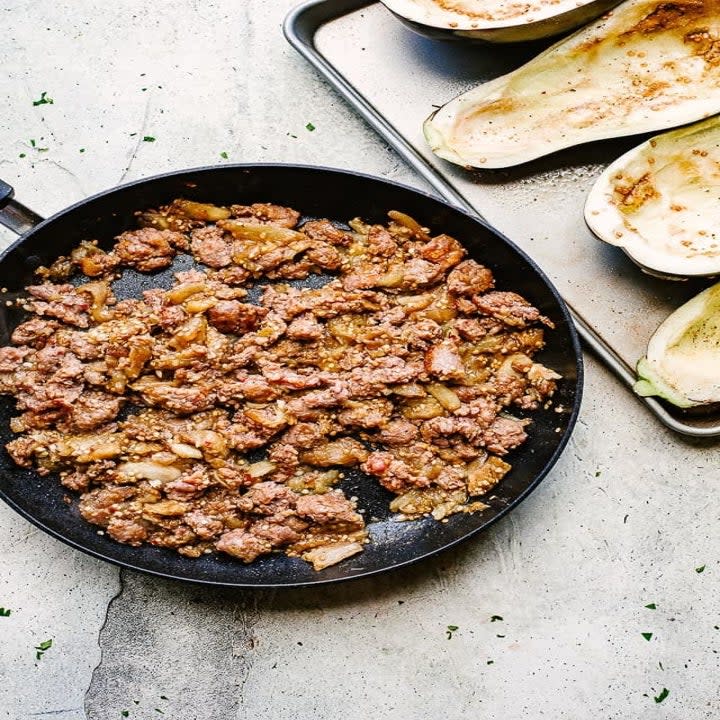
[285,0,720,437]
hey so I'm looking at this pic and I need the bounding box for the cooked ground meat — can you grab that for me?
[0,199,560,570]
[115,228,183,272]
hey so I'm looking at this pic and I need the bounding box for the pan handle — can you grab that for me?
[0,179,44,236]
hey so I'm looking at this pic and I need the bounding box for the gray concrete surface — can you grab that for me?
[0,1,718,719]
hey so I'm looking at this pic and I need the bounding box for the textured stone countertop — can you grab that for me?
[0,2,718,719]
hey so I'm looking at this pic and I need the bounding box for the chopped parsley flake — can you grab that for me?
[305,122,316,131]
[645,603,657,610]
[160,696,168,701]
[79,148,85,153]
[143,136,156,143]
[35,638,52,660]
[641,632,653,641]
[32,91,54,107]
[0,608,11,617]
[18,153,26,158]
[595,470,601,477]
[486,660,494,665]
[654,688,669,704]
[121,713,129,718]
[490,615,503,622]
[696,565,706,574]
[220,152,228,159]
[496,634,506,638]
[446,625,458,639]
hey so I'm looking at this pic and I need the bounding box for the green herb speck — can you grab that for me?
[32,91,54,107]
[645,603,657,610]
[79,148,85,153]
[0,608,11,617]
[143,136,156,143]
[446,625,458,639]
[305,122,316,131]
[18,153,26,158]
[486,660,494,665]
[490,615,503,622]
[696,565,706,574]
[595,470,601,477]
[641,632,653,641]
[121,713,129,718]
[654,688,669,704]
[35,638,52,660]
[160,696,168,701]
[220,152,228,159]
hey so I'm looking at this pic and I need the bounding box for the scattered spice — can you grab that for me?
[653,688,669,704]
[32,91,54,107]
[446,625,459,640]
[143,136,156,143]
[490,615,503,622]
[486,660,494,665]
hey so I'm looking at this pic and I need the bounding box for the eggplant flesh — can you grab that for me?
[635,282,720,408]
[424,0,720,168]
[585,116,720,279]
[380,0,623,42]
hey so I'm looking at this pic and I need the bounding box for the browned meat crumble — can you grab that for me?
[0,199,560,571]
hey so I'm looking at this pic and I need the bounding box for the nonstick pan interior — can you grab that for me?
[0,164,582,587]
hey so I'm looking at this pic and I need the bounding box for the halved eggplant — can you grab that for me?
[635,282,720,408]
[379,0,623,43]
[585,115,720,280]
[424,0,720,168]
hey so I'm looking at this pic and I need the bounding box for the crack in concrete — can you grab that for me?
[234,591,266,716]
[83,567,124,717]
[116,95,152,186]
[29,709,83,717]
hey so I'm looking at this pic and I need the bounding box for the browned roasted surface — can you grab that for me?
[0,199,561,569]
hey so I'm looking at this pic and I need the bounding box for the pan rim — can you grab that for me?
[0,162,583,587]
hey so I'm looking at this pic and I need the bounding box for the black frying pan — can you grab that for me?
[0,164,583,587]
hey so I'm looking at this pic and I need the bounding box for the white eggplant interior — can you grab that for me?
[381,0,603,28]
[635,283,720,407]
[585,116,720,277]
[424,0,720,168]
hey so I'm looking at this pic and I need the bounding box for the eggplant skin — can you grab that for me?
[380,0,623,43]
[634,282,720,408]
[585,115,720,279]
[425,0,720,168]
